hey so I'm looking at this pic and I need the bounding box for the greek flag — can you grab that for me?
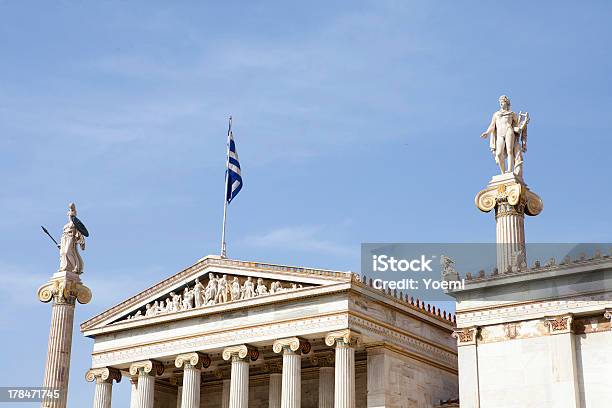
[226,130,242,203]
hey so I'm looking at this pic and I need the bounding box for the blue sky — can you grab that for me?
[2,1,612,406]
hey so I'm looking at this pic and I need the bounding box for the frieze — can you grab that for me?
[457,295,612,326]
[91,313,349,368]
[348,315,457,370]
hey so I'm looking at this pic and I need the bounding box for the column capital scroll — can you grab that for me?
[129,359,165,376]
[222,344,259,362]
[604,309,612,321]
[38,278,91,305]
[175,352,211,369]
[324,329,360,347]
[272,337,311,354]
[85,367,122,384]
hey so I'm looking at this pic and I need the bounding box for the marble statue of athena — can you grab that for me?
[58,202,86,274]
[480,95,529,177]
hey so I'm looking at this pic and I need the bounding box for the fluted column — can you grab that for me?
[325,330,359,408]
[175,353,211,408]
[315,355,335,408]
[38,274,91,408]
[272,337,310,408]
[85,367,121,408]
[129,378,138,408]
[176,386,182,408]
[222,345,259,408]
[221,379,231,408]
[475,176,543,274]
[495,200,526,273]
[129,360,164,408]
[268,373,282,408]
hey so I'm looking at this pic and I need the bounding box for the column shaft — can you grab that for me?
[176,386,182,408]
[130,379,138,408]
[136,372,155,408]
[318,367,334,408]
[221,379,230,408]
[334,342,355,408]
[181,365,201,408]
[549,332,580,407]
[229,358,249,408]
[92,381,112,408]
[268,373,282,408]
[281,350,300,408]
[42,300,76,408]
[495,207,525,273]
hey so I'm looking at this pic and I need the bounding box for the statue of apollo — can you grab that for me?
[480,95,530,177]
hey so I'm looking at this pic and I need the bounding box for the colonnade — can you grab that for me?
[87,330,358,408]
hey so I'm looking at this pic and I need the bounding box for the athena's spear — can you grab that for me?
[41,225,60,249]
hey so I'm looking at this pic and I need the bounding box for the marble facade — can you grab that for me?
[449,252,612,407]
[81,255,458,407]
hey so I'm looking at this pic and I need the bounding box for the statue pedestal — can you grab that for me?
[38,272,91,408]
[475,173,543,273]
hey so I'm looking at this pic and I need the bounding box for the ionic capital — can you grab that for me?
[38,278,92,305]
[85,367,122,384]
[175,352,211,369]
[475,181,542,217]
[604,309,612,321]
[272,337,311,354]
[452,327,480,346]
[325,329,360,347]
[222,344,259,362]
[545,314,574,335]
[129,360,165,377]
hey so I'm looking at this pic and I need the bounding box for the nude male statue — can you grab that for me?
[480,95,529,176]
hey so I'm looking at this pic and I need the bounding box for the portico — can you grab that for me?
[81,256,458,407]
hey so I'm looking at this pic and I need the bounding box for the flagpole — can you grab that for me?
[220,116,232,258]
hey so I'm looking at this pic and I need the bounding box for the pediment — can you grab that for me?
[81,255,352,333]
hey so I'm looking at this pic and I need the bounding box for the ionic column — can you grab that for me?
[325,330,359,408]
[38,275,91,408]
[221,379,231,408]
[453,327,480,408]
[313,355,334,408]
[222,345,259,408]
[265,361,282,408]
[475,178,543,274]
[129,377,138,408]
[129,360,164,408]
[175,353,211,408]
[85,367,121,408]
[273,338,311,408]
[545,314,580,408]
[176,386,182,408]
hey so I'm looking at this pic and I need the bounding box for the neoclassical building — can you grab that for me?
[81,255,458,408]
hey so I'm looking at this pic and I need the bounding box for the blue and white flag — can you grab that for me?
[226,130,242,203]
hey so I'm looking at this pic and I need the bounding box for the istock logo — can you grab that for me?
[372,255,434,272]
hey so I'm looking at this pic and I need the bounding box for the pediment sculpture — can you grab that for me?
[121,273,308,322]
